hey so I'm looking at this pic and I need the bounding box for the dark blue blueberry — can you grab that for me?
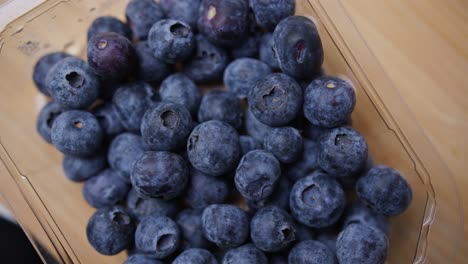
[222,243,268,264]
[184,35,229,83]
[239,135,261,156]
[36,101,64,143]
[245,108,273,143]
[33,52,71,96]
[148,19,195,64]
[318,126,368,178]
[87,16,132,40]
[290,173,346,228]
[286,140,319,182]
[108,133,145,182]
[248,176,291,211]
[293,221,316,242]
[86,206,135,255]
[187,121,241,177]
[112,82,159,132]
[336,224,388,264]
[249,73,303,126]
[83,169,130,208]
[125,0,165,40]
[125,254,163,264]
[127,188,179,221]
[269,253,288,264]
[288,240,336,264]
[264,126,303,163]
[250,0,295,31]
[197,0,249,47]
[62,153,106,182]
[141,102,193,151]
[250,206,296,252]
[176,209,211,249]
[51,110,103,156]
[316,228,338,253]
[93,103,124,139]
[201,204,249,248]
[186,168,230,208]
[135,215,181,259]
[356,165,412,216]
[135,41,171,82]
[197,90,243,130]
[223,58,271,99]
[160,0,201,29]
[273,16,323,79]
[235,150,281,201]
[229,35,260,59]
[99,79,122,100]
[304,77,356,128]
[159,73,201,115]
[259,33,280,70]
[343,201,390,234]
[303,122,330,141]
[46,57,100,109]
[87,32,138,80]
[173,248,217,264]
[131,151,189,200]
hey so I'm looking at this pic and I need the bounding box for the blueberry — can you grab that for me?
[99,79,122,100]
[239,135,261,156]
[288,240,336,264]
[62,153,106,182]
[173,248,217,264]
[125,254,163,264]
[46,57,100,109]
[286,139,319,182]
[108,133,145,182]
[259,33,280,70]
[229,35,260,59]
[245,108,273,143]
[248,176,291,211]
[93,103,124,139]
[159,73,201,115]
[235,150,281,201]
[87,16,132,40]
[87,32,138,80]
[186,168,230,208]
[187,121,241,177]
[222,243,268,264]
[290,173,346,228]
[303,122,330,141]
[293,221,316,242]
[250,0,295,31]
[223,58,271,99]
[160,0,201,29]
[264,126,303,163]
[184,35,229,83]
[201,204,249,248]
[148,19,195,64]
[125,0,165,40]
[176,209,211,249]
[135,41,172,82]
[33,52,71,96]
[131,151,189,200]
[356,165,412,216]
[197,0,249,47]
[83,169,130,208]
[141,102,193,151]
[249,73,303,126]
[273,16,323,79]
[316,228,338,253]
[135,215,181,259]
[304,77,356,128]
[336,224,388,264]
[126,188,179,221]
[51,110,103,156]
[250,206,296,252]
[197,90,243,130]
[112,82,159,132]
[343,201,390,234]
[36,101,64,143]
[318,126,368,178]
[86,206,135,255]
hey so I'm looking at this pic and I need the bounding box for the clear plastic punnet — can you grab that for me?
[0,1,464,263]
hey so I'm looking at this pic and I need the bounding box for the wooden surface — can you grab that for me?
[0,0,466,263]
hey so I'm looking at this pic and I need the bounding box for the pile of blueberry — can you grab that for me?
[33,0,413,263]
